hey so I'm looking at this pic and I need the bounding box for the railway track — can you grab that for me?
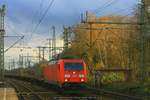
[6,79,44,100]
[6,78,105,100]
[59,87,142,100]
[5,76,143,100]
[6,79,66,100]
[86,87,142,100]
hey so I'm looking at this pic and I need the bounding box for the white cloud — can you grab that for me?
[5,32,64,66]
[26,33,47,47]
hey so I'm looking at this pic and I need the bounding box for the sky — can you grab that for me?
[0,0,139,67]
[1,0,139,36]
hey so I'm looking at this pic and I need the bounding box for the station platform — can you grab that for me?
[0,88,18,100]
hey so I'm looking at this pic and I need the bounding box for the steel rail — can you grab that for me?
[87,87,142,100]
[7,79,43,100]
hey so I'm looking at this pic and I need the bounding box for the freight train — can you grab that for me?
[7,59,87,87]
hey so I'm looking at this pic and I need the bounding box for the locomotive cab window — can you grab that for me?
[64,63,84,70]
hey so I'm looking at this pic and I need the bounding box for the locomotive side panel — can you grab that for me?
[43,64,61,84]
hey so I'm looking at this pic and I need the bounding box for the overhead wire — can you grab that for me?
[28,0,45,33]
[93,0,118,15]
[5,16,23,36]
[90,0,136,19]
[5,36,24,53]
[31,0,55,34]
[25,0,55,47]
[5,16,25,52]
[93,0,113,13]
[106,7,134,16]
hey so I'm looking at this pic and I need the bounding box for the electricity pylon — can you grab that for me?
[0,5,5,84]
[63,27,71,50]
[139,0,150,81]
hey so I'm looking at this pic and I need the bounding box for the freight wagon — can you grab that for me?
[7,59,87,87]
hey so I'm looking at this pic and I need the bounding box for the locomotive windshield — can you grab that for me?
[64,63,84,70]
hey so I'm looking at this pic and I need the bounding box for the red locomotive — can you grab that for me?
[43,59,87,87]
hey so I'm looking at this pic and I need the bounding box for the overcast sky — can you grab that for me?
[0,0,139,64]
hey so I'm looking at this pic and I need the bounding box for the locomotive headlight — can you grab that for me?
[81,79,84,82]
[64,74,71,78]
[79,74,84,78]
[65,79,68,82]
